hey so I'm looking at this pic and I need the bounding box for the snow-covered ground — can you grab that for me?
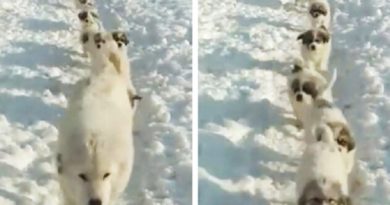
[199,0,390,204]
[0,0,192,204]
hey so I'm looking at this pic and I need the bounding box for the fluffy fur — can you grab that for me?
[57,38,134,205]
[287,63,328,127]
[308,0,331,29]
[297,26,331,72]
[296,123,352,205]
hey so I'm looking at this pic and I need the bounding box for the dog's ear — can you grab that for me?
[319,30,330,43]
[56,154,63,174]
[121,32,129,45]
[338,127,355,151]
[91,11,99,19]
[297,32,305,41]
[78,11,88,20]
[302,81,318,99]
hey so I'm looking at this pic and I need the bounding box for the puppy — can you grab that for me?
[296,123,352,205]
[57,38,134,205]
[287,63,328,127]
[303,97,356,175]
[74,0,95,10]
[308,0,331,29]
[78,10,103,56]
[85,32,142,113]
[297,26,331,72]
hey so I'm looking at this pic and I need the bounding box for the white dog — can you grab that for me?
[287,62,335,127]
[297,26,331,72]
[308,0,331,29]
[78,9,103,56]
[74,0,95,10]
[296,123,352,205]
[57,38,134,205]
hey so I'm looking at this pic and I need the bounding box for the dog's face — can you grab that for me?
[298,179,352,205]
[78,10,99,28]
[310,2,328,18]
[298,28,330,52]
[111,31,129,48]
[290,67,320,105]
[57,150,118,205]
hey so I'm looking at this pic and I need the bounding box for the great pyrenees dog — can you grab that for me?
[57,36,134,205]
[296,123,352,205]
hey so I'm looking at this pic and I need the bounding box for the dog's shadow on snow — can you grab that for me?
[199,95,297,203]
[0,41,83,69]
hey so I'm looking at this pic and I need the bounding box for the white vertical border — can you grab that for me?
[192,0,199,203]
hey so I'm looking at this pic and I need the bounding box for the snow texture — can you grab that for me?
[0,0,191,204]
[199,0,390,204]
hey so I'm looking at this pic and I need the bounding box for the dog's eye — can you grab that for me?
[103,173,110,179]
[315,39,321,43]
[78,173,88,182]
[337,138,347,147]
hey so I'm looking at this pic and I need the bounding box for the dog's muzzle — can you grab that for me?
[296,93,303,102]
[310,44,316,51]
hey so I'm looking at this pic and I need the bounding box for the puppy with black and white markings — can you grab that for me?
[84,31,142,113]
[308,0,331,29]
[78,9,103,56]
[73,0,95,10]
[296,123,352,205]
[297,26,331,73]
[57,36,134,205]
[287,62,330,128]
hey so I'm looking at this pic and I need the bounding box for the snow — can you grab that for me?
[0,0,191,204]
[199,0,390,204]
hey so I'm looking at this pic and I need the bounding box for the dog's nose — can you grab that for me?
[296,94,303,102]
[89,199,102,205]
[310,45,316,50]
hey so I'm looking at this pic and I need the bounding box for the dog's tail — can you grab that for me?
[320,68,337,102]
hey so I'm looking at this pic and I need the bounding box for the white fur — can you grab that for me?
[308,0,331,29]
[287,64,328,126]
[57,41,133,205]
[296,124,350,200]
[300,36,331,72]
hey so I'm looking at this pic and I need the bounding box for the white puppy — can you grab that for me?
[308,0,331,29]
[74,0,95,10]
[78,9,103,56]
[296,123,352,205]
[297,26,331,72]
[57,39,134,205]
[303,97,356,174]
[287,63,329,127]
